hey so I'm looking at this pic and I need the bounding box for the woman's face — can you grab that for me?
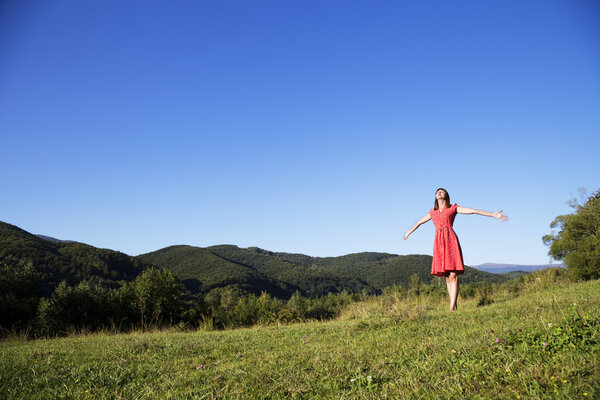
[436,189,447,200]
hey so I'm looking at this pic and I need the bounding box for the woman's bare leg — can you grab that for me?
[445,273,459,311]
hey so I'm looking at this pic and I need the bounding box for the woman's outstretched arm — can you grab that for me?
[456,206,508,221]
[404,213,432,240]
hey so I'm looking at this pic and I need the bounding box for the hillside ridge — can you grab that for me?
[3,220,516,299]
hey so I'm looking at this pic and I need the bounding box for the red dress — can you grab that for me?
[429,203,464,276]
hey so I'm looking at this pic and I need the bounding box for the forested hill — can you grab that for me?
[2,220,511,300]
[0,221,150,296]
[138,245,510,298]
[268,248,509,287]
[136,245,372,298]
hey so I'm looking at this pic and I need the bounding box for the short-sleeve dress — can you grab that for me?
[429,203,465,276]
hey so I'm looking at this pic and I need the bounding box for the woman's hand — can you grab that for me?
[493,210,508,221]
[404,213,431,240]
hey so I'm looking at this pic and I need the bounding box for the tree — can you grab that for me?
[131,268,183,327]
[36,280,108,336]
[543,189,600,280]
[286,291,308,319]
[409,273,423,295]
[256,291,282,324]
[0,260,39,331]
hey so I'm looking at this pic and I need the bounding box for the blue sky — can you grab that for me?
[1,0,599,265]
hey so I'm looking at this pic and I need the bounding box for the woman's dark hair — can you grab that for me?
[434,188,451,210]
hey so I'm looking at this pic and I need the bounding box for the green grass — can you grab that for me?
[1,278,599,399]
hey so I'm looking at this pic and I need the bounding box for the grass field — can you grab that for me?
[1,276,599,399]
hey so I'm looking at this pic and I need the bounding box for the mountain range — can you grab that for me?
[1,220,535,299]
[473,263,564,274]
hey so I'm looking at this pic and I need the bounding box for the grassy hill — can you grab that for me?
[1,273,598,399]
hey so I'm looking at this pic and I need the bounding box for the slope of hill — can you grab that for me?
[137,245,373,298]
[2,276,597,399]
[0,221,150,295]
[135,245,301,298]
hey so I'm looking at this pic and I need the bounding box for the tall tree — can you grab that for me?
[132,268,183,327]
[543,189,600,280]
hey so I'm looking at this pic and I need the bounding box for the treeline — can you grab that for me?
[0,260,365,337]
[1,256,545,338]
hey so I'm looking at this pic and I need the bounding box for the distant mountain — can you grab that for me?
[35,234,76,243]
[473,263,565,274]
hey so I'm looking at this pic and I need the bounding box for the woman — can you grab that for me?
[403,188,507,311]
